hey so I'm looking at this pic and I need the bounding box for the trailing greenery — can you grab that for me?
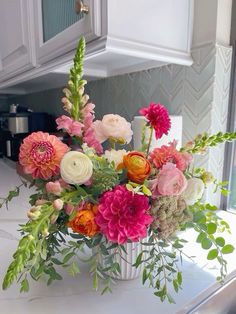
[2,204,55,290]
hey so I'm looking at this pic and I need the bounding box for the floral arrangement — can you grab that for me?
[1,37,236,303]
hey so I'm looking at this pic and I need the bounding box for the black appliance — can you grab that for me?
[0,110,56,161]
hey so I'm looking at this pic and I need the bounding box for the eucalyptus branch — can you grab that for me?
[0,183,24,210]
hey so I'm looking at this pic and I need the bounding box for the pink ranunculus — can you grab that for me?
[92,120,107,143]
[140,103,171,140]
[92,114,133,144]
[157,163,187,196]
[95,185,153,244]
[46,181,63,196]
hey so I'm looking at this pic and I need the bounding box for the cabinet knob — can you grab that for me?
[75,0,89,14]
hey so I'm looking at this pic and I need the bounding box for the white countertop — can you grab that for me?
[1,158,236,314]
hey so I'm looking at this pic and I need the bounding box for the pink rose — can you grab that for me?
[156,163,187,196]
[92,114,133,144]
[46,181,63,196]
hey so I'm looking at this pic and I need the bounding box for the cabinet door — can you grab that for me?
[34,0,103,65]
[0,0,35,82]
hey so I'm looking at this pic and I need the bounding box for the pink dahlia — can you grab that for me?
[149,141,192,171]
[139,103,171,139]
[95,185,153,244]
[19,132,69,180]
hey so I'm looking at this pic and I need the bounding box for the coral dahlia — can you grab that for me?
[19,132,69,180]
[95,185,153,244]
[139,103,171,139]
[149,141,192,171]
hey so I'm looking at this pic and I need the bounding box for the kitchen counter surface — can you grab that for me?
[1,158,236,314]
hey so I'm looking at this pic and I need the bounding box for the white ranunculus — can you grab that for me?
[60,151,93,185]
[182,178,205,206]
[104,149,128,167]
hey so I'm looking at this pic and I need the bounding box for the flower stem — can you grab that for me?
[146,127,154,157]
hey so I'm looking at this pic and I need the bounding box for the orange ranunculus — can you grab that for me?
[118,151,151,183]
[68,203,99,237]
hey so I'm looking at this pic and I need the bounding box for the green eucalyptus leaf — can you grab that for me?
[201,238,212,250]
[207,223,217,235]
[215,237,225,247]
[196,232,206,243]
[207,249,218,260]
[221,244,235,254]
[177,272,182,285]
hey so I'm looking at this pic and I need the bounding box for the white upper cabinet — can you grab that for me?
[0,0,194,92]
[0,0,35,82]
[33,0,102,65]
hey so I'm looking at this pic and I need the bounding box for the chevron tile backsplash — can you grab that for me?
[86,43,232,207]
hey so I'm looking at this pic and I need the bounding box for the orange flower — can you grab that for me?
[68,203,99,237]
[118,151,151,183]
[19,131,69,180]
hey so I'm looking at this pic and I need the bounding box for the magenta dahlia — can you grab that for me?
[139,103,171,139]
[95,185,153,244]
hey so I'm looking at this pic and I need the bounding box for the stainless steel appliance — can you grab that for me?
[1,113,30,134]
[0,109,55,161]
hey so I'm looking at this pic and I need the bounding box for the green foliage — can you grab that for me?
[187,201,235,282]
[2,204,55,290]
[87,156,120,196]
[181,132,236,154]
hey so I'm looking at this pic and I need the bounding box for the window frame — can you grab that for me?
[222,41,236,211]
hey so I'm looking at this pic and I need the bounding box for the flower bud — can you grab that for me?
[50,213,59,224]
[42,228,49,237]
[185,141,195,150]
[53,199,64,211]
[201,171,214,184]
[35,199,47,206]
[27,210,41,220]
